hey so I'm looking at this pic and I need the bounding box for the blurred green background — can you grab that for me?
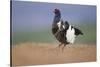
[12,23,96,44]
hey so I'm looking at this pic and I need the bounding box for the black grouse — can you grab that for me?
[52,9,83,50]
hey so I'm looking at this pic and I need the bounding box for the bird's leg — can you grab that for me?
[57,43,62,52]
[62,42,69,52]
[62,44,66,52]
[55,43,62,55]
[58,43,62,48]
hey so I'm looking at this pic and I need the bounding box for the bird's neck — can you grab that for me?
[53,13,61,23]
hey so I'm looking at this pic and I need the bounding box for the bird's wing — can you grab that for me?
[54,27,64,37]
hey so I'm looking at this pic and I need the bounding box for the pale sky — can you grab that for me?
[12,1,96,31]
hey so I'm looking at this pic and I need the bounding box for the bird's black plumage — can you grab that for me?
[52,9,83,50]
[53,9,61,23]
[52,9,61,35]
[74,28,83,36]
[52,9,67,44]
[64,21,69,30]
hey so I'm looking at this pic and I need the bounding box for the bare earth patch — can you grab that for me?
[12,43,96,66]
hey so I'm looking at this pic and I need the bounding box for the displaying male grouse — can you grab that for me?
[52,9,83,50]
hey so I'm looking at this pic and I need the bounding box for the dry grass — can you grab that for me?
[12,42,96,66]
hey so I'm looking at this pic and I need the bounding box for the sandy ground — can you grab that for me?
[12,43,96,66]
